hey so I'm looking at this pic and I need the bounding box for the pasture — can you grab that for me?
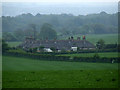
[2,56,118,88]
[7,42,22,47]
[62,34,118,45]
[85,34,118,45]
[57,52,119,58]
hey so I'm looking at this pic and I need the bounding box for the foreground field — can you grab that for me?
[3,56,118,71]
[57,52,119,58]
[3,70,118,88]
[3,56,118,88]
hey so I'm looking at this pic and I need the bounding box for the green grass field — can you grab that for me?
[57,52,119,58]
[3,56,118,88]
[85,34,118,45]
[62,34,118,45]
[7,42,22,47]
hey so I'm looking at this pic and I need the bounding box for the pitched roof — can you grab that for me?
[19,39,95,50]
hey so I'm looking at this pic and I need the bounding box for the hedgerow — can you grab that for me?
[3,50,119,63]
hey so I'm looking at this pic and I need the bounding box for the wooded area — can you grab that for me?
[2,12,118,41]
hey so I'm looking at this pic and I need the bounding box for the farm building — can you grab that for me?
[19,36,96,52]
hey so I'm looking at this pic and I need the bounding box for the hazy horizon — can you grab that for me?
[2,2,118,16]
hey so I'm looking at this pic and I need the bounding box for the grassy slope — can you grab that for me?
[7,42,22,47]
[3,56,118,71]
[2,56,118,88]
[86,34,118,45]
[57,52,119,58]
[62,34,118,45]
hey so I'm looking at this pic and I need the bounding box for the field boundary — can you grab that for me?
[3,51,119,63]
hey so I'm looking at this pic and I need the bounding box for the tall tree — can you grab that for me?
[96,39,105,49]
[14,29,25,41]
[3,32,17,41]
[30,24,37,39]
[2,39,10,53]
[39,23,57,40]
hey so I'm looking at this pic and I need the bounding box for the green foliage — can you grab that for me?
[32,47,37,53]
[2,40,10,53]
[30,24,37,39]
[96,39,105,49]
[39,23,57,40]
[57,52,118,58]
[105,44,118,49]
[37,46,45,52]
[3,51,119,63]
[2,12,118,35]
[93,53,100,59]
[3,32,17,41]
[93,24,107,34]
[8,49,26,53]
[50,47,56,52]
[24,29,34,37]
[2,13,118,41]
[13,29,25,41]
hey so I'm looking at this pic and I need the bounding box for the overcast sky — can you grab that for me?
[1,0,119,2]
[2,0,118,16]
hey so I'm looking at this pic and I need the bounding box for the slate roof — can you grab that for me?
[19,38,96,50]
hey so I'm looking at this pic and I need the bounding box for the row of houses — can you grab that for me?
[19,36,96,52]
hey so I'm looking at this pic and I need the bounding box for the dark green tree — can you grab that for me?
[96,39,105,49]
[93,53,100,59]
[14,29,25,41]
[3,32,17,41]
[93,24,106,34]
[30,24,37,39]
[2,39,10,53]
[24,29,34,37]
[2,12,118,35]
[32,47,37,53]
[50,47,56,52]
[39,23,57,40]
[39,46,44,52]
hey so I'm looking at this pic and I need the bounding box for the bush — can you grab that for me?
[2,40,10,53]
[93,53,100,59]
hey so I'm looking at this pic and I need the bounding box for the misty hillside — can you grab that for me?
[2,12,118,35]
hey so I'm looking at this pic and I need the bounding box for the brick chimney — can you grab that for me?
[82,35,86,40]
[71,36,74,40]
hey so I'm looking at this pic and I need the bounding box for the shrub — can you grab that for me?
[93,53,100,59]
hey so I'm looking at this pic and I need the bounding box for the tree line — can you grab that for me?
[3,23,57,41]
[2,12,118,41]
